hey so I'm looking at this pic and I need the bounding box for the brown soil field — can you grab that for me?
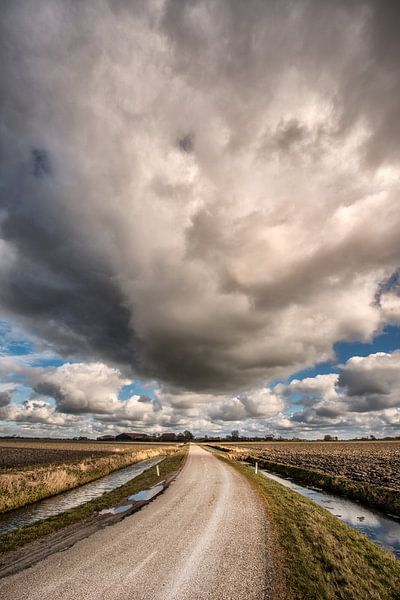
[222,441,400,491]
[0,440,174,471]
[0,447,113,471]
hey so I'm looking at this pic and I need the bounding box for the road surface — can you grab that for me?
[0,445,270,600]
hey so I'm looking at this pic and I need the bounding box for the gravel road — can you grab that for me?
[0,445,270,600]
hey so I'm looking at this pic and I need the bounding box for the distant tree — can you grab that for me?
[324,434,333,441]
[231,430,240,441]
[116,432,149,441]
[183,430,194,442]
[160,432,177,442]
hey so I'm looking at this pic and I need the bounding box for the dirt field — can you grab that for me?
[0,447,113,471]
[0,440,167,471]
[220,441,400,491]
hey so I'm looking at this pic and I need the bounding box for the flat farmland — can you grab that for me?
[0,440,178,512]
[220,441,400,491]
[0,440,169,471]
[0,446,113,471]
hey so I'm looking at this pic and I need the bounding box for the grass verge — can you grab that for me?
[217,453,400,600]
[0,447,187,554]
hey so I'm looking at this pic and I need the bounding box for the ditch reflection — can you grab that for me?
[260,470,400,558]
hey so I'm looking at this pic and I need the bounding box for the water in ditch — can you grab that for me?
[260,469,400,558]
[0,457,164,535]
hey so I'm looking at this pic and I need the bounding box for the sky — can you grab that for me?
[0,0,399,439]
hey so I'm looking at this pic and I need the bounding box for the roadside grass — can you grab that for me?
[218,454,400,600]
[0,445,178,513]
[0,447,187,554]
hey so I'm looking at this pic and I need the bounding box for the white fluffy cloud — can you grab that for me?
[380,292,400,324]
[271,352,400,435]
[0,399,79,427]
[0,349,399,438]
[0,359,158,430]
[0,359,285,434]
[33,362,130,414]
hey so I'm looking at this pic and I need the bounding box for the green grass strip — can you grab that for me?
[0,447,187,554]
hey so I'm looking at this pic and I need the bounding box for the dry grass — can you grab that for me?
[0,443,179,512]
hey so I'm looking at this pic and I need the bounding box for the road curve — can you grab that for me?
[0,445,270,600]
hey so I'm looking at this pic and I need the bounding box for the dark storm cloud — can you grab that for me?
[178,135,194,153]
[338,371,390,397]
[342,0,400,166]
[31,148,52,178]
[0,391,12,407]
[337,352,400,412]
[1,0,400,397]
[270,119,307,153]
[0,139,138,369]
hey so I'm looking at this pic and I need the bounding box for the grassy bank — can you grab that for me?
[0,445,178,512]
[242,455,400,517]
[0,446,187,554]
[218,454,400,600]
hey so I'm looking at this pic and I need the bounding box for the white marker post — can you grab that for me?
[156,464,160,477]
[255,462,258,475]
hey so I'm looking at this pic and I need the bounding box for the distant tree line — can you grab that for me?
[2,432,398,442]
[97,430,195,443]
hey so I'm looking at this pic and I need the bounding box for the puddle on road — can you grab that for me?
[0,457,164,535]
[260,469,400,558]
[99,504,133,516]
[129,484,164,502]
[98,483,164,515]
